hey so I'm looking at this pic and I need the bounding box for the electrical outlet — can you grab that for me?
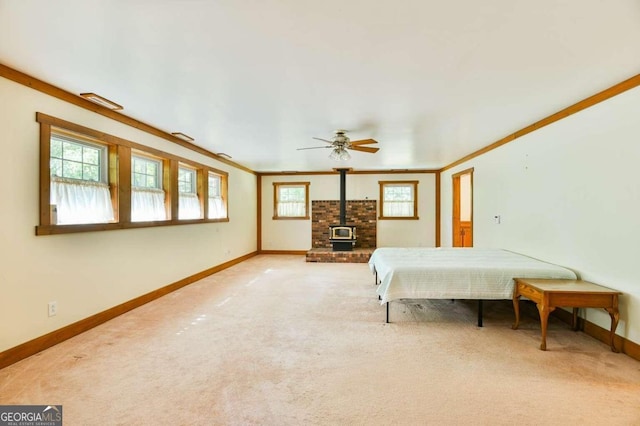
[48,301,57,317]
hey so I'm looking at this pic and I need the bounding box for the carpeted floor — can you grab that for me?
[1,255,640,425]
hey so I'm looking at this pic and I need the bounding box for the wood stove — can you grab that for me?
[331,168,356,251]
[329,224,356,251]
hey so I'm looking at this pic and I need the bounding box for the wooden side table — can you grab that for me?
[512,278,621,351]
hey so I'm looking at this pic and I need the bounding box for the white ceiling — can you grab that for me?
[1,0,639,172]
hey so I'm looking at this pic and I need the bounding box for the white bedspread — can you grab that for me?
[369,248,577,304]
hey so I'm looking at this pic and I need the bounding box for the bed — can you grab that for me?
[368,247,577,325]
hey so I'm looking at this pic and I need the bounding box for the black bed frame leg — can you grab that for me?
[477,300,483,327]
[386,302,389,323]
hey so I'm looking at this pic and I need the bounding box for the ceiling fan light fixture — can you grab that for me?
[329,147,350,161]
[304,130,377,160]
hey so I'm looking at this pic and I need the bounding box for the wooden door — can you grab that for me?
[452,168,474,247]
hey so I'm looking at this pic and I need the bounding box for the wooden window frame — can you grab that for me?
[207,171,228,220]
[272,182,310,220]
[130,150,167,222]
[178,164,198,195]
[378,180,419,220]
[36,113,229,235]
[177,163,204,220]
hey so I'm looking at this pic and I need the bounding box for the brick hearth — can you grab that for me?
[305,248,374,263]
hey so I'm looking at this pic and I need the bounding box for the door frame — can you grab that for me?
[452,167,474,247]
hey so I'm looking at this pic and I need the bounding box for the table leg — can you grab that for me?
[536,303,555,351]
[605,307,620,353]
[572,308,579,331]
[512,294,521,330]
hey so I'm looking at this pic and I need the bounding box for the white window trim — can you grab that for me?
[49,132,114,225]
[50,134,108,184]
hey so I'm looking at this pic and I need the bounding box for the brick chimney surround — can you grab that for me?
[306,199,377,263]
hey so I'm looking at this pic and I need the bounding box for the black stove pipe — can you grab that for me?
[338,168,347,224]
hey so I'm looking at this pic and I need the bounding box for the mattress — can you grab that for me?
[369,248,577,304]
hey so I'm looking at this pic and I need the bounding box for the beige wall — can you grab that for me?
[0,77,257,351]
[260,173,437,250]
[440,86,640,345]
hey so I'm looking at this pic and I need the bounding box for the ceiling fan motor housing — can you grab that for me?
[333,130,350,147]
[299,130,378,157]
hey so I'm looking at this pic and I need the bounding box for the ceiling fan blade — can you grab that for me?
[350,145,379,153]
[350,138,378,145]
[297,146,333,151]
[312,137,334,144]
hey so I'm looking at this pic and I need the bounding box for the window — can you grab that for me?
[131,154,166,222]
[37,113,229,235]
[178,165,201,219]
[49,132,114,225]
[379,180,419,219]
[273,182,310,219]
[208,172,227,219]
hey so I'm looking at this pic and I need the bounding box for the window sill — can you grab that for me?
[36,217,230,235]
[377,216,420,220]
[272,216,310,220]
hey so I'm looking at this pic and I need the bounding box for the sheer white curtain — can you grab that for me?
[383,201,414,217]
[131,188,166,222]
[50,177,114,224]
[383,184,414,217]
[208,196,225,219]
[277,201,305,217]
[179,193,201,219]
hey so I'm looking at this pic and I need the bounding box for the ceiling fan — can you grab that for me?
[297,130,380,161]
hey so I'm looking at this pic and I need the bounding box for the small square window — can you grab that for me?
[49,132,114,225]
[50,135,106,183]
[132,155,162,190]
[379,181,419,219]
[273,182,310,219]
